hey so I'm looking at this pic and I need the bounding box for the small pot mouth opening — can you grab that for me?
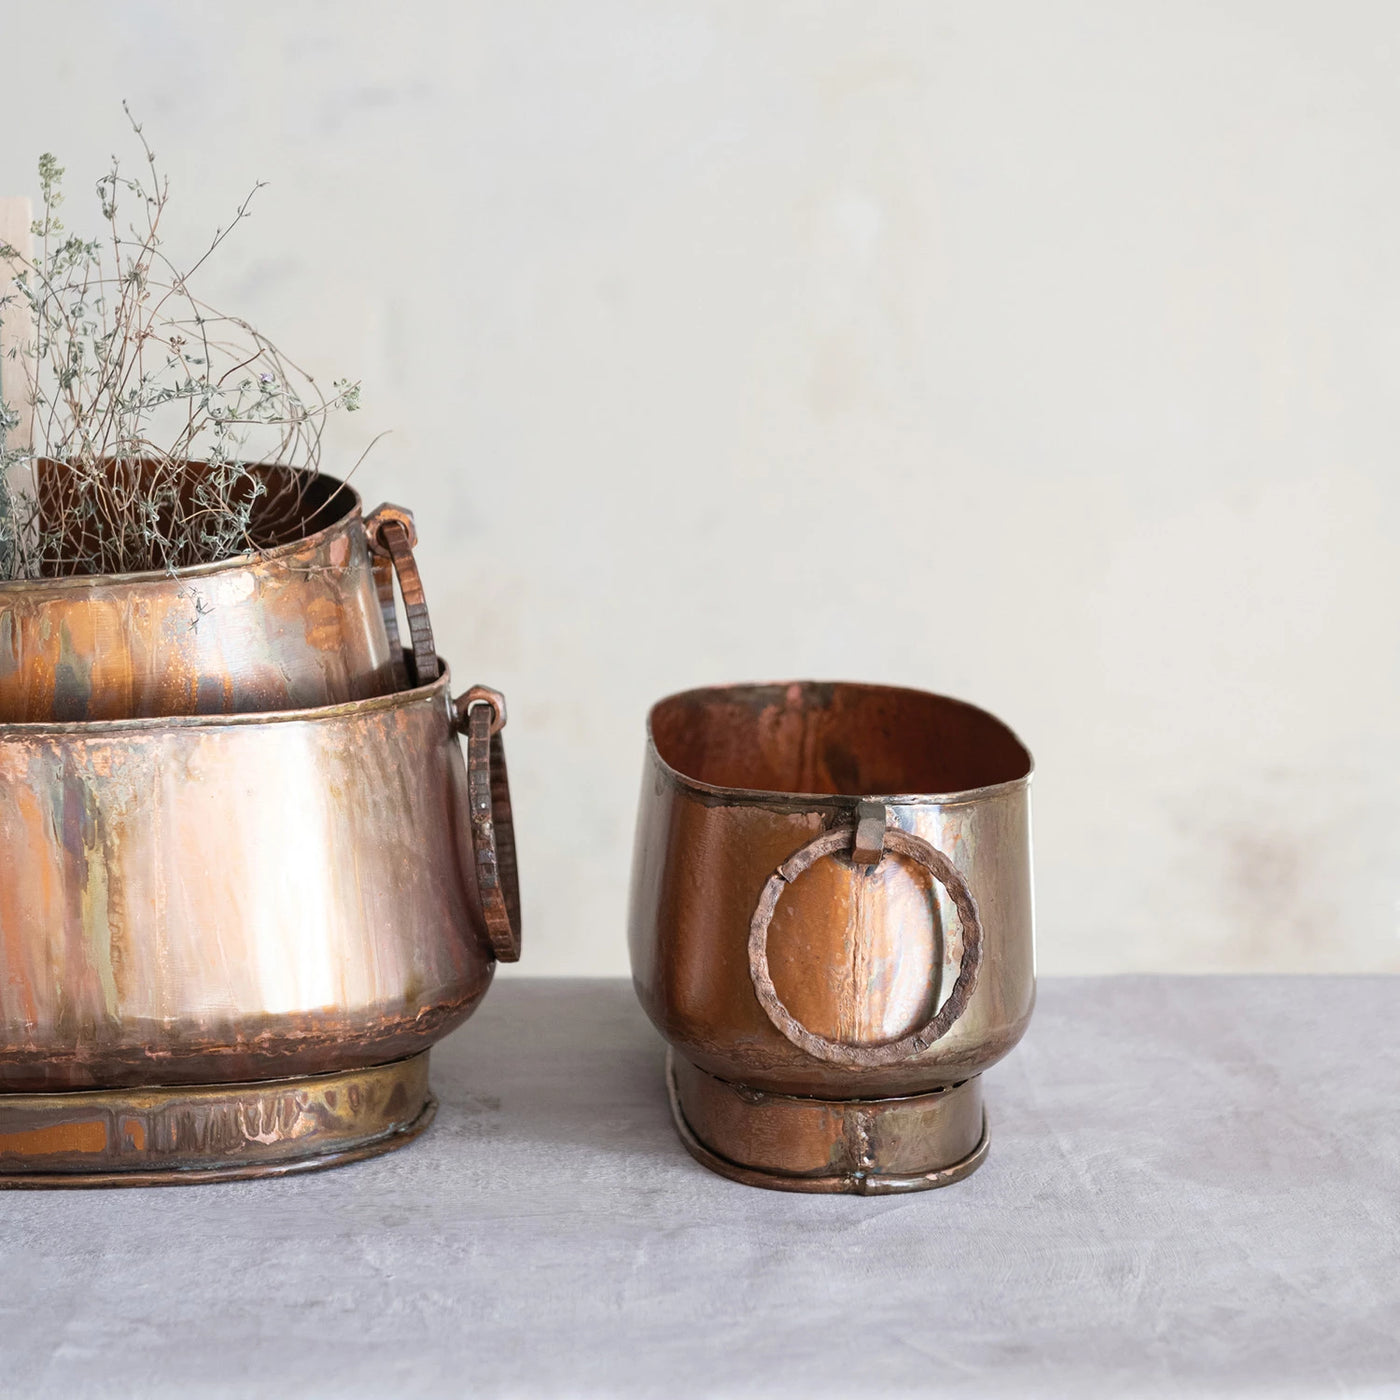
[649,681,1032,801]
[2,463,361,587]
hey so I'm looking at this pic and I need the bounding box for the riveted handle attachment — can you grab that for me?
[748,804,982,1068]
[365,504,439,689]
[454,685,521,963]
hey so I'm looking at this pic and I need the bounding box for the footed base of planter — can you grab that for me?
[0,1053,435,1188]
[666,1051,988,1194]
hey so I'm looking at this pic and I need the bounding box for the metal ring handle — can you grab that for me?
[455,685,521,963]
[748,819,982,1068]
[365,504,439,689]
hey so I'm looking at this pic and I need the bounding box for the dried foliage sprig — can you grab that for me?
[0,107,360,580]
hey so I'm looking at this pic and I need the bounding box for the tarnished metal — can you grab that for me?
[0,1054,435,1188]
[628,680,1035,1193]
[0,456,517,1184]
[851,798,888,868]
[0,665,505,1096]
[365,503,439,690]
[748,818,984,1068]
[459,685,521,963]
[667,1054,988,1195]
[0,468,399,722]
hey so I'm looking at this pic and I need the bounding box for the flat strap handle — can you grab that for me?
[365,504,439,688]
[454,685,521,963]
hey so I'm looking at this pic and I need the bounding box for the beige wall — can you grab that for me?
[3,2,1397,975]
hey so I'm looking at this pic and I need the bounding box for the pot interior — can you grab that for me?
[651,681,1031,798]
[29,460,359,574]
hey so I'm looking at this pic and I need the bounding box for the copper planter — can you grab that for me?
[0,467,433,722]
[629,681,1034,1194]
[0,667,521,1186]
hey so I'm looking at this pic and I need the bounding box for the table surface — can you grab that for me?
[2,976,1397,1399]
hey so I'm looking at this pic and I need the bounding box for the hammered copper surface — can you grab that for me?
[0,1053,435,1187]
[459,686,522,963]
[0,469,397,722]
[0,668,495,1091]
[365,504,440,690]
[628,680,1034,1191]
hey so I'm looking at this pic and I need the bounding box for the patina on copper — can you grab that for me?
[458,685,521,963]
[749,819,984,1068]
[667,1056,987,1195]
[0,1054,435,1188]
[628,680,1034,1194]
[0,466,402,722]
[365,503,440,690]
[0,452,519,1185]
[0,664,508,1097]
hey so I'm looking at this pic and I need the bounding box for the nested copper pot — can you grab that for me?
[0,464,436,722]
[628,680,1034,1194]
[0,665,521,1186]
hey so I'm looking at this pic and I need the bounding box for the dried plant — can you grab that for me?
[0,107,360,580]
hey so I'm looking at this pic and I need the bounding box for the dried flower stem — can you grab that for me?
[0,105,361,580]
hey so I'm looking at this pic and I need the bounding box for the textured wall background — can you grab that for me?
[2,1,1396,975]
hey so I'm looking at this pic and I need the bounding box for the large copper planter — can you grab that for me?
[0,666,521,1185]
[0,467,431,722]
[629,681,1034,1194]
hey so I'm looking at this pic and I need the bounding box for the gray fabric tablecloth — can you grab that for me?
[2,977,1397,1398]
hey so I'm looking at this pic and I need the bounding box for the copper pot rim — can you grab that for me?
[0,659,452,739]
[0,464,364,595]
[645,678,1034,811]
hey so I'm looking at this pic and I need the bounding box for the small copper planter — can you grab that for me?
[0,467,432,722]
[629,681,1034,1194]
[0,667,521,1186]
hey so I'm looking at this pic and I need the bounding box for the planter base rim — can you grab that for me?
[666,1050,990,1194]
[0,1052,436,1188]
